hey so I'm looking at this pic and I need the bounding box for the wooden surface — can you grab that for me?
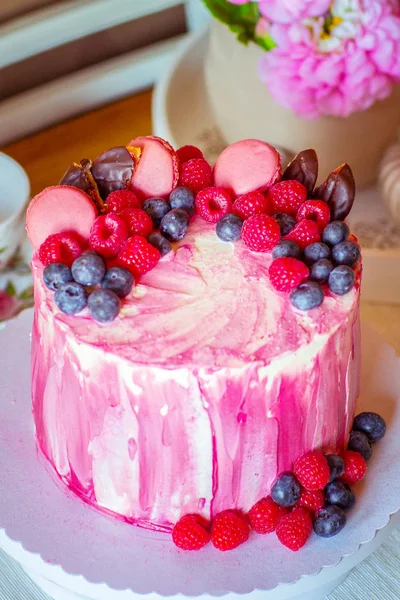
[2,88,399,351]
[1,90,152,196]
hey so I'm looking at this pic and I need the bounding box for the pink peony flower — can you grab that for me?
[258,1,400,119]
[258,0,331,24]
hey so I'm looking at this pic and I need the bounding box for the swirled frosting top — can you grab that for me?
[33,217,359,369]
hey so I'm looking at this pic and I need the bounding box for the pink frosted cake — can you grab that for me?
[26,137,363,544]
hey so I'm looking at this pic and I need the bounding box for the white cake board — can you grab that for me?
[1,310,400,600]
[153,29,400,305]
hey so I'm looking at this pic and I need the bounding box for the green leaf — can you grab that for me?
[202,0,259,24]
[0,247,6,255]
[254,33,277,51]
[4,281,17,297]
[202,0,260,44]
[19,285,34,300]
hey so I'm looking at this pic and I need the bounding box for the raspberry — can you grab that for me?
[248,496,288,534]
[284,219,321,250]
[118,208,153,237]
[296,489,325,515]
[38,233,83,267]
[294,451,330,491]
[211,510,250,551]
[172,514,211,551]
[176,145,204,164]
[269,257,310,293]
[232,191,273,220]
[118,235,160,277]
[297,200,330,231]
[242,214,281,252]
[340,450,367,485]
[89,214,128,258]
[105,189,141,213]
[195,187,232,223]
[179,158,213,194]
[276,508,313,551]
[267,180,308,217]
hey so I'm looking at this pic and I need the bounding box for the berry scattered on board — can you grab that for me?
[276,508,313,551]
[171,411,385,553]
[172,515,211,551]
[211,510,250,552]
[248,496,288,534]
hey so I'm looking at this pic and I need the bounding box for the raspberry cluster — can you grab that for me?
[37,145,213,323]
[172,411,386,552]
[194,164,360,311]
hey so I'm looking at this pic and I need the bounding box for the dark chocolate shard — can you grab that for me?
[282,149,319,196]
[60,159,103,212]
[60,159,92,193]
[314,163,356,221]
[91,146,134,200]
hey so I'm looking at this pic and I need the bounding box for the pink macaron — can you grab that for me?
[214,139,282,197]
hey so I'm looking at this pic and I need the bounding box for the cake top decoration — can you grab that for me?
[26,136,360,324]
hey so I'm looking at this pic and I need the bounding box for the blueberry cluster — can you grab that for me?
[280,220,359,311]
[349,411,386,459]
[143,187,196,254]
[271,411,386,539]
[43,252,134,323]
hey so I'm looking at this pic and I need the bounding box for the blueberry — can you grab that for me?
[71,251,106,286]
[304,242,331,265]
[160,208,189,242]
[55,282,87,315]
[147,232,172,257]
[271,472,301,507]
[43,263,73,291]
[272,240,302,259]
[309,259,333,284]
[101,267,134,298]
[88,289,120,323]
[328,265,355,295]
[169,186,195,217]
[216,214,243,242]
[348,430,372,461]
[332,241,360,267]
[313,505,347,538]
[322,221,350,247]
[290,281,324,311]
[352,412,386,443]
[326,454,345,483]
[325,480,356,510]
[274,213,296,236]
[142,198,171,228]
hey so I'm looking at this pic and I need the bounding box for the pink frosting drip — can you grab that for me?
[31,218,361,529]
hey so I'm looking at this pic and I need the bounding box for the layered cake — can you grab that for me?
[26,137,365,548]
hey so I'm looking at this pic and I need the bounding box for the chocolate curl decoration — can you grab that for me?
[282,149,319,197]
[314,163,356,221]
[60,159,104,212]
[91,146,136,200]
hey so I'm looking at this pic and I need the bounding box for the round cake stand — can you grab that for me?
[153,29,400,305]
[1,310,400,600]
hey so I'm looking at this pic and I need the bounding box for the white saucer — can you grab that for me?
[153,29,400,305]
[1,310,400,600]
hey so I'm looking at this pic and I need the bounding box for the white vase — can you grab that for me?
[204,21,400,188]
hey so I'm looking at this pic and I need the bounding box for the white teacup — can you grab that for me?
[0,153,30,270]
